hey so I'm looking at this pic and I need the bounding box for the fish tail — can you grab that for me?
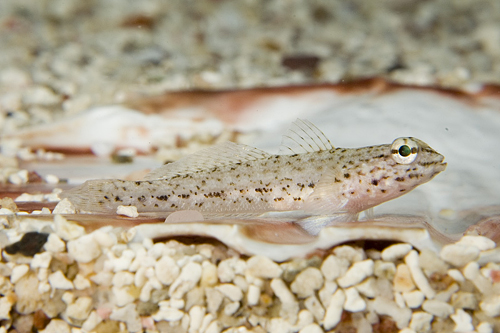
[59,179,118,213]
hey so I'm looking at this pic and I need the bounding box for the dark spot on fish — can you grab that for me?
[138,196,146,202]
[335,178,342,183]
[344,173,350,179]
[115,196,122,202]
[308,183,315,188]
[274,197,284,202]
[104,196,109,200]
[156,195,168,201]
[351,191,355,194]
[381,189,386,193]
[371,179,378,186]
[400,189,406,192]
[395,177,405,182]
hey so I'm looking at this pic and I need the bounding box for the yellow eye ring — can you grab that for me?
[391,138,419,164]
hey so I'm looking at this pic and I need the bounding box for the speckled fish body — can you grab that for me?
[62,120,447,224]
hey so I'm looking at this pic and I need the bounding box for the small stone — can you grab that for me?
[67,234,101,263]
[218,258,236,282]
[270,278,299,324]
[44,234,66,253]
[374,261,396,280]
[323,289,345,330]
[404,250,436,299]
[109,303,142,332]
[44,174,59,184]
[409,311,433,332]
[152,302,184,321]
[112,271,134,288]
[52,199,76,215]
[116,205,139,218]
[11,264,29,284]
[48,271,74,290]
[291,267,324,298]
[450,309,473,332]
[440,244,480,267]
[246,255,282,279]
[373,297,412,329]
[321,255,348,281]
[73,274,91,290]
[333,246,365,262]
[206,288,224,314]
[216,283,243,302]
[422,299,454,318]
[0,295,14,320]
[477,322,493,333]
[201,261,218,287]
[54,215,83,240]
[355,277,377,298]
[381,244,413,262]
[31,252,52,269]
[344,287,366,312]
[393,263,415,293]
[451,292,477,310]
[5,232,49,256]
[298,323,323,333]
[463,261,492,294]
[155,255,179,286]
[223,301,240,316]
[319,281,338,308]
[247,284,260,306]
[189,305,206,332]
[304,295,324,322]
[169,262,202,298]
[456,235,496,251]
[435,283,459,302]
[66,296,93,320]
[480,295,500,317]
[419,248,449,275]
[337,259,374,288]
[447,269,465,282]
[8,170,28,185]
[82,311,103,332]
[39,319,70,333]
[402,290,425,308]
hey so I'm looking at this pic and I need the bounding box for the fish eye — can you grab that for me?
[391,138,419,164]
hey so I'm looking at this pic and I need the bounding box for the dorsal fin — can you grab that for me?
[145,141,271,180]
[278,119,334,155]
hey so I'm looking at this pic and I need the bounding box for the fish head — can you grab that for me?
[340,137,447,212]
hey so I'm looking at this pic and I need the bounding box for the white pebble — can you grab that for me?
[223,301,240,316]
[450,309,473,332]
[246,255,282,279]
[270,278,299,324]
[456,235,496,251]
[247,284,260,306]
[480,295,500,317]
[52,199,76,214]
[422,299,454,318]
[393,263,416,293]
[153,303,184,322]
[0,295,14,320]
[304,296,324,322]
[321,255,348,281]
[10,264,29,284]
[112,271,134,288]
[337,259,374,288]
[463,261,492,294]
[294,309,314,331]
[31,252,52,269]
[344,287,366,312]
[298,323,323,333]
[82,311,103,332]
[66,296,93,320]
[447,269,465,282]
[8,170,28,185]
[373,297,412,329]
[404,250,436,299]
[44,233,66,253]
[109,303,141,332]
[170,298,185,309]
[291,267,324,298]
[477,322,493,333]
[67,234,101,263]
[333,246,365,262]
[39,319,70,333]
[319,281,338,308]
[381,243,413,262]
[217,258,235,282]
[169,262,202,298]
[355,277,377,298]
[402,290,425,308]
[44,174,59,184]
[48,270,74,290]
[206,288,223,314]
[155,255,180,285]
[54,214,84,240]
[440,244,480,267]
[216,283,243,302]
[117,205,139,218]
[323,289,345,330]
[73,274,91,290]
[409,311,433,332]
[189,305,206,332]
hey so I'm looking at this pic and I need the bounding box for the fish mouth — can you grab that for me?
[437,155,447,171]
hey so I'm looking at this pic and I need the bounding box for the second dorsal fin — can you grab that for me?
[278,119,334,155]
[145,141,271,180]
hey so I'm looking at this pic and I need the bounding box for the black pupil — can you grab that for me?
[399,145,412,157]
